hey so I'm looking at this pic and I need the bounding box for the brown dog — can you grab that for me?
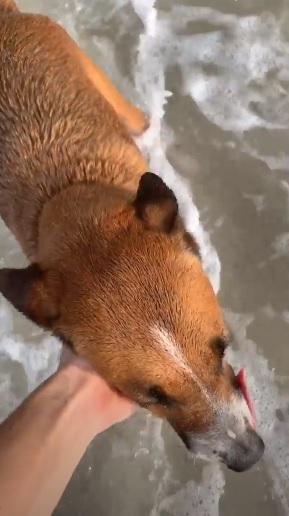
[0,0,264,471]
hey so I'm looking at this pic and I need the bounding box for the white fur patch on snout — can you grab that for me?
[150,324,213,404]
[151,325,191,374]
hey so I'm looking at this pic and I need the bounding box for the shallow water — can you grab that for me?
[1,0,289,515]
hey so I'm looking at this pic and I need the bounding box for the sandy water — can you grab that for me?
[1,0,289,515]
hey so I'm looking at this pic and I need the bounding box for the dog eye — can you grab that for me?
[147,386,173,407]
[212,337,228,358]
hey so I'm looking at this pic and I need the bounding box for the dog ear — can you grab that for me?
[0,264,61,328]
[134,173,178,232]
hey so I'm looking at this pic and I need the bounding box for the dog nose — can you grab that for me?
[222,429,265,472]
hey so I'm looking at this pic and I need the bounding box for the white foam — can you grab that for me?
[156,464,225,516]
[0,298,61,422]
[135,4,289,171]
[272,232,289,258]
[281,180,289,214]
[169,7,289,132]
[241,140,289,172]
[243,193,265,213]
[226,310,289,513]
[130,4,289,514]
[281,311,289,325]
[132,0,221,291]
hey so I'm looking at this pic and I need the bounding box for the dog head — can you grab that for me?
[0,173,264,471]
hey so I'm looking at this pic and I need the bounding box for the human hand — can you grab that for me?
[58,347,136,437]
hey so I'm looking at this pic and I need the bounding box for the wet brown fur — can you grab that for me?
[0,1,236,438]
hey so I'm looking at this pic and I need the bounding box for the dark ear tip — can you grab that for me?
[139,172,155,183]
[136,172,157,196]
[138,172,160,188]
[0,268,17,294]
[0,264,60,329]
[0,269,8,295]
[134,172,178,233]
[138,172,176,200]
[0,264,43,317]
[0,263,42,288]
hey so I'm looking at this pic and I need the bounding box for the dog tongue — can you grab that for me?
[236,369,257,430]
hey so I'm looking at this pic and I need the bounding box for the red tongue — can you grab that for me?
[236,369,257,430]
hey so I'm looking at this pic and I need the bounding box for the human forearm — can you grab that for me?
[0,359,134,516]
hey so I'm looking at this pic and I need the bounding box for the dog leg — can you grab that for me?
[0,0,18,12]
[78,51,149,136]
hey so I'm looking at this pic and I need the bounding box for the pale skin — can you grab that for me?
[0,354,135,516]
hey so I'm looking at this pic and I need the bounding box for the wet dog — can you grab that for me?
[0,0,264,471]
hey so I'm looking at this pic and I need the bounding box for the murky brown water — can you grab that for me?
[1,1,289,515]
